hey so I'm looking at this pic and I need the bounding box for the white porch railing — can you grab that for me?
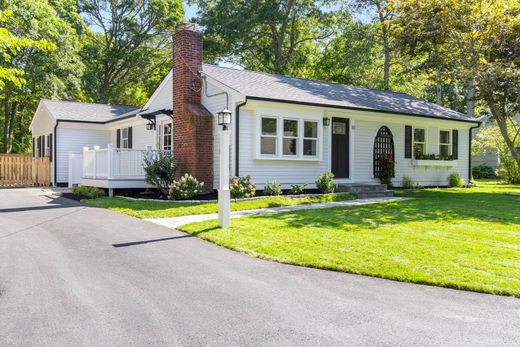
[82,144,171,179]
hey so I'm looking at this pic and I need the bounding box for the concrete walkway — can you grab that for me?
[146,196,410,229]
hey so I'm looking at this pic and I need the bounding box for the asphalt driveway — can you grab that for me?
[1,188,519,346]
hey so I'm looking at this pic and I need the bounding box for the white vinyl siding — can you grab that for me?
[56,127,110,183]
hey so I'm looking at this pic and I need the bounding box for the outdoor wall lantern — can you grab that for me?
[323,118,331,126]
[146,119,156,131]
[218,108,232,130]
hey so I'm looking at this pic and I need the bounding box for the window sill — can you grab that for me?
[255,156,322,162]
[412,159,457,167]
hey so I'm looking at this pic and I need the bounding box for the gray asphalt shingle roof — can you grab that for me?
[202,64,475,122]
[42,99,139,123]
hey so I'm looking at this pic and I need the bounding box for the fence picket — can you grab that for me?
[0,155,50,187]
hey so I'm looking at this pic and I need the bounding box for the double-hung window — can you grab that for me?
[259,116,320,159]
[120,128,129,149]
[282,119,298,156]
[439,130,451,157]
[260,117,278,156]
[163,123,172,151]
[413,128,426,157]
[303,120,318,156]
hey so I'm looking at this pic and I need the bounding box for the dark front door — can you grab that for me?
[331,117,349,178]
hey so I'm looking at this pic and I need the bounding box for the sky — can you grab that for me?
[184,2,198,21]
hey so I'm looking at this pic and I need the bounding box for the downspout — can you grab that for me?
[235,99,248,177]
[469,123,481,181]
[53,120,59,187]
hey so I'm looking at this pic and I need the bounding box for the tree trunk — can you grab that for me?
[435,69,443,105]
[466,79,476,117]
[383,38,390,91]
[489,102,520,169]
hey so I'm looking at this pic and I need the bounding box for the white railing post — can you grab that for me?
[93,146,100,178]
[218,129,231,227]
[83,147,89,178]
[107,144,115,179]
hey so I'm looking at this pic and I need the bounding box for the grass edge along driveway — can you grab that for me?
[180,182,520,297]
[85,193,356,219]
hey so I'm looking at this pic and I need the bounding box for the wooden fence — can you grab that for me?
[0,154,51,187]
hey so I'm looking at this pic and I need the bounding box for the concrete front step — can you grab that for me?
[355,190,395,199]
[336,183,394,198]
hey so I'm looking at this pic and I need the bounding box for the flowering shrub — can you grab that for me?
[378,153,395,187]
[288,183,308,195]
[264,180,282,196]
[315,172,335,194]
[169,174,204,200]
[230,175,256,199]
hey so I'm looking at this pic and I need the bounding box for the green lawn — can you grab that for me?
[180,181,520,297]
[85,193,356,218]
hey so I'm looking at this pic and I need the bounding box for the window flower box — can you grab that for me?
[412,159,457,167]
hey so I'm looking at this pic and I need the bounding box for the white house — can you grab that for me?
[30,23,481,194]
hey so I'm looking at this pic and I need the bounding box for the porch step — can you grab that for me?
[336,183,394,199]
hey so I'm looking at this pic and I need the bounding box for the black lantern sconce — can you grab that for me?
[218,108,232,130]
[323,118,331,126]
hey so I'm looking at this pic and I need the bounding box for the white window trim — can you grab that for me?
[413,127,427,158]
[281,117,299,157]
[162,121,172,151]
[439,129,451,156]
[120,127,129,149]
[302,119,320,158]
[256,115,322,161]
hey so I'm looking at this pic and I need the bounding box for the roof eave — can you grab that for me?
[246,96,481,125]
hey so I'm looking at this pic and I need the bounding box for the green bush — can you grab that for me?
[315,172,335,194]
[72,185,105,199]
[449,172,465,188]
[169,174,204,200]
[288,183,308,195]
[472,165,496,179]
[496,158,520,184]
[230,175,256,199]
[264,180,282,196]
[402,176,415,189]
[143,151,178,196]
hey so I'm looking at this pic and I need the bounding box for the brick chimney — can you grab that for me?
[172,23,213,192]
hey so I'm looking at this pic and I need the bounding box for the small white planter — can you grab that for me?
[412,159,457,167]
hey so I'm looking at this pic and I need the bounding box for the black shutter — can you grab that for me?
[452,129,459,160]
[404,125,412,158]
[39,136,43,157]
[49,134,53,162]
[128,127,132,149]
[32,138,35,157]
[116,129,121,148]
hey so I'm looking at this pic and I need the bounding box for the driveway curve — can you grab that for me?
[1,188,519,346]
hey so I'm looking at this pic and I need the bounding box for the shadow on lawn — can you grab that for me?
[244,190,520,230]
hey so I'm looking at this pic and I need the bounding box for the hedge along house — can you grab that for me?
[30,23,480,193]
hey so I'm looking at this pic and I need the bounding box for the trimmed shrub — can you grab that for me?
[288,183,308,195]
[230,175,256,199]
[402,176,415,189]
[449,172,465,188]
[472,165,496,179]
[72,185,105,199]
[143,151,178,196]
[169,174,204,200]
[315,172,335,194]
[264,180,282,196]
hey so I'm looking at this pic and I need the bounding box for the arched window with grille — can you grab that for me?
[373,126,395,178]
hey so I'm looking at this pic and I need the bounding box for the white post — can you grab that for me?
[218,129,231,227]
[107,144,114,179]
[68,151,73,188]
[93,145,100,178]
[83,147,89,178]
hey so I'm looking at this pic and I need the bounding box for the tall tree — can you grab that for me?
[78,0,184,105]
[192,0,338,76]
[391,0,520,169]
[0,0,84,153]
[349,0,394,90]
